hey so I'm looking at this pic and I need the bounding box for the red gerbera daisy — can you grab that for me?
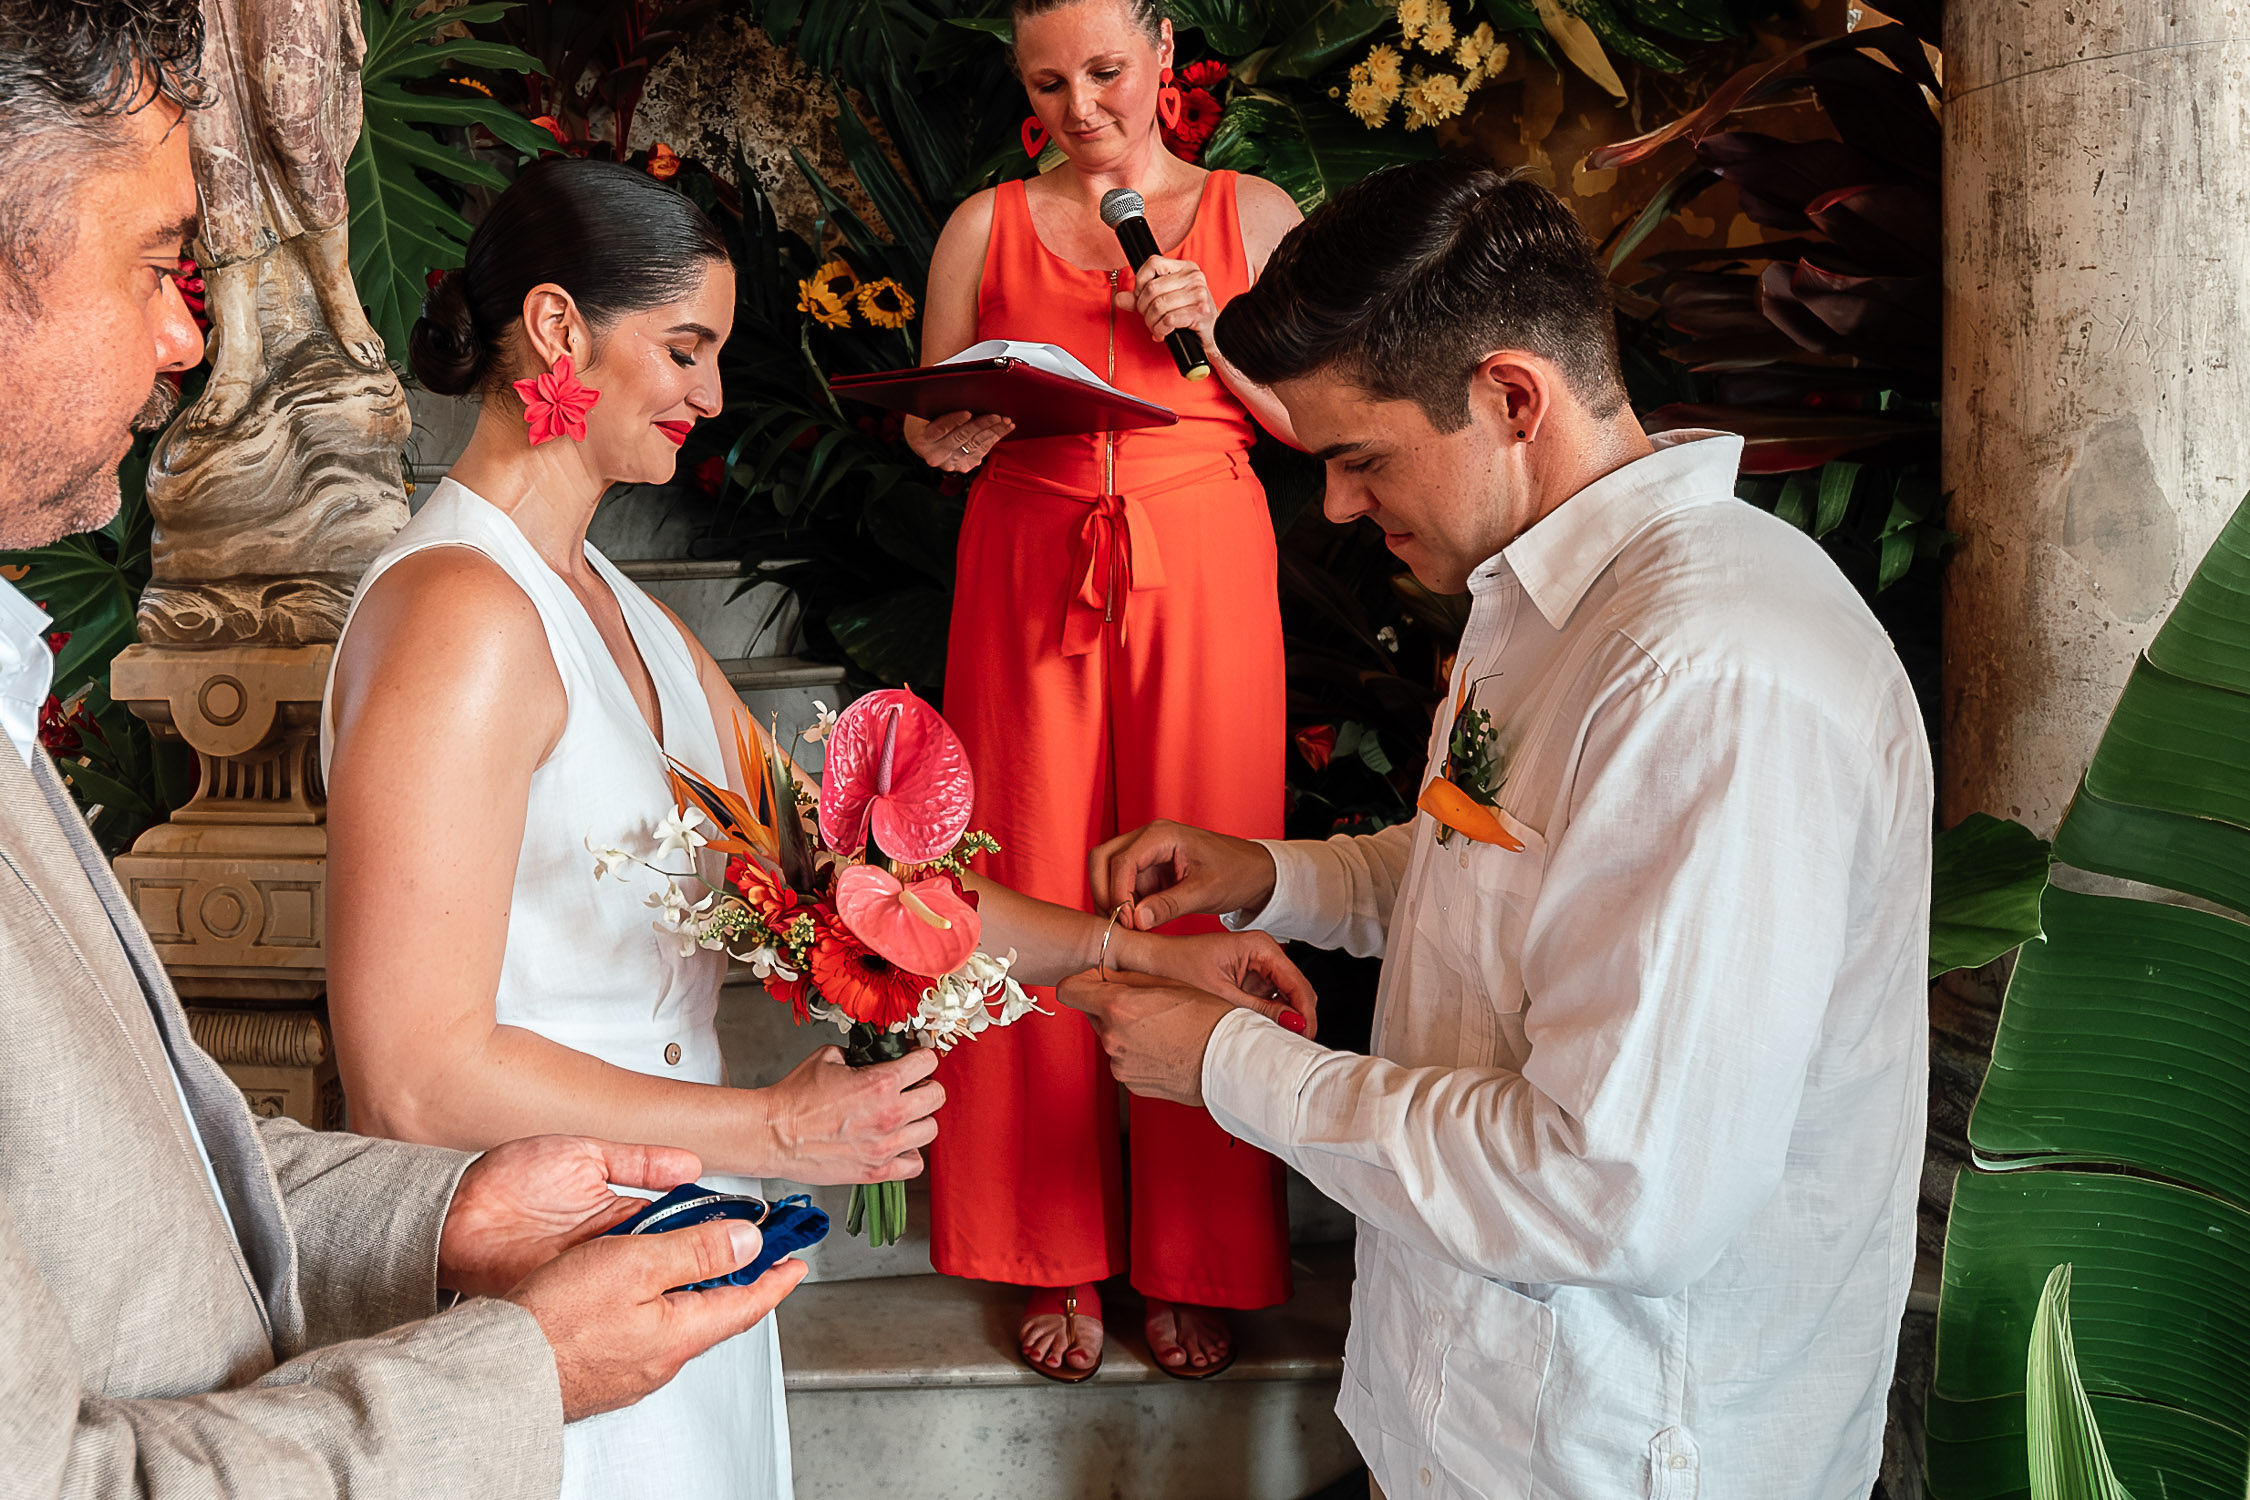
[808,913,930,1029]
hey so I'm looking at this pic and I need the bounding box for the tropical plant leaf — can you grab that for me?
[2027,1265,2137,1500]
[348,0,547,360]
[1266,0,1396,80]
[1169,0,1265,54]
[1203,92,1434,211]
[1532,0,1624,99]
[1930,494,2250,1499]
[1929,813,2051,979]
[828,586,951,689]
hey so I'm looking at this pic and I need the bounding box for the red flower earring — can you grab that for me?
[1021,116,1050,159]
[1158,66,1183,131]
[514,354,599,446]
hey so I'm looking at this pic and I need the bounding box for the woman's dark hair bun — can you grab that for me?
[405,157,731,396]
[409,268,485,396]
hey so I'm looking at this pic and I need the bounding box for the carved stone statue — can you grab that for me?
[140,0,410,646]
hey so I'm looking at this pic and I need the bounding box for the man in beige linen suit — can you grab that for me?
[0,2,806,1494]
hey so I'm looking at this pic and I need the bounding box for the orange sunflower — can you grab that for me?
[808,912,929,1028]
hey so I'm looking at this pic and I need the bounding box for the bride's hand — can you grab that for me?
[1108,929,1318,1040]
[754,1045,945,1185]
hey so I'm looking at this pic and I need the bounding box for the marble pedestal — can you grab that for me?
[112,642,336,1124]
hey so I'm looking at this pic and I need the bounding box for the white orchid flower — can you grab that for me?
[585,833,635,880]
[655,806,710,857]
[729,944,799,982]
[803,700,838,745]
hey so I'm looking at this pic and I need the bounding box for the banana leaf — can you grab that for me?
[2026,1266,2137,1500]
[1928,493,2250,1497]
[1201,92,1435,212]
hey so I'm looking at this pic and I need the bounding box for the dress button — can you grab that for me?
[664,1043,682,1066]
[1418,1467,1433,1487]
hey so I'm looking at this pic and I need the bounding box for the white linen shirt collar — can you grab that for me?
[1481,427,1745,624]
[0,576,55,767]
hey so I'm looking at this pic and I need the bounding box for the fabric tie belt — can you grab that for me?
[981,451,1250,658]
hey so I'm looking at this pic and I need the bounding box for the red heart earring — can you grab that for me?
[1021,115,1050,159]
[1158,66,1183,131]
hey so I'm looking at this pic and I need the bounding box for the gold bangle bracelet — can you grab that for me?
[1098,902,1129,980]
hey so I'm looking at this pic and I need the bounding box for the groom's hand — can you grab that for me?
[507,1220,809,1420]
[1057,969,1239,1108]
[1091,819,1278,932]
[439,1134,703,1299]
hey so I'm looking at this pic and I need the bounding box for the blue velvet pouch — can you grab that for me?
[603,1184,830,1290]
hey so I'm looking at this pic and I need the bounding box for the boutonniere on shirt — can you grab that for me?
[1418,668,1522,850]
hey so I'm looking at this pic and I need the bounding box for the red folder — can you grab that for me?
[829,358,1179,440]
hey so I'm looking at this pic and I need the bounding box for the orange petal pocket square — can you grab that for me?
[1417,778,1526,851]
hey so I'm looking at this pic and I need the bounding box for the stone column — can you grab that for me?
[1942,4,2250,835]
[1929,5,2250,1256]
[107,0,410,1126]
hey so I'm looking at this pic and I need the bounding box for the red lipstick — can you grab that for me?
[656,420,693,446]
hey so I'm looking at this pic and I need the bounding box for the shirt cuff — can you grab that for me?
[1219,839,1314,938]
[1201,1005,1327,1155]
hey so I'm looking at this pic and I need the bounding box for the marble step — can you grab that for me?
[779,1243,1362,1500]
[715,974,1355,1286]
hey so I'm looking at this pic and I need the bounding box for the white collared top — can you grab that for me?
[1209,432,1932,1500]
[0,575,54,766]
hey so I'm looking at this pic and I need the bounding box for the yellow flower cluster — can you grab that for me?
[795,258,917,331]
[1346,3,1505,132]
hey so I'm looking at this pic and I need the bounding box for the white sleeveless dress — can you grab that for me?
[320,478,793,1500]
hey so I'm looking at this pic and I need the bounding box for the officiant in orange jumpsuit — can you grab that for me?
[903,0,1305,1382]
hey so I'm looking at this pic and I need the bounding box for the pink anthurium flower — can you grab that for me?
[818,688,975,863]
[834,864,981,976]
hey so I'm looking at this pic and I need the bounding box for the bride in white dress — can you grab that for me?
[319,158,1318,1497]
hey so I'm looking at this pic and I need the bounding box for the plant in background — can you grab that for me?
[1926,493,2250,1498]
[347,0,552,359]
[466,0,717,157]
[0,412,199,854]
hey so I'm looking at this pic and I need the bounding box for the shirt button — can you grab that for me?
[664,1043,682,1066]
[1418,1468,1433,1487]
[1669,1455,1691,1470]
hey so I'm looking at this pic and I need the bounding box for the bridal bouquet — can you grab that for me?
[596,688,1037,1246]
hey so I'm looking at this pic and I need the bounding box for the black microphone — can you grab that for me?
[1100,187,1212,382]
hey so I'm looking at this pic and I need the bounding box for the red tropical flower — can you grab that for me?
[512,354,600,445]
[1294,723,1338,772]
[36,695,79,755]
[647,142,681,180]
[44,630,69,657]
[1180,59,1228,89]
[808,913,929,1029]
[729,854,800,932]
[766,967,814,1024]
[694,455,727,496]
[1162,88,1223,160]
[531,115,569,146]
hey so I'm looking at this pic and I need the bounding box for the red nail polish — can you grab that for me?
[1278,1010,1306,1034]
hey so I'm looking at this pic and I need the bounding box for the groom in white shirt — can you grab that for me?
[1064,162,1931,1500]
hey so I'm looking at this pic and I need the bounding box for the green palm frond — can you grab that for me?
[346,0,551,361]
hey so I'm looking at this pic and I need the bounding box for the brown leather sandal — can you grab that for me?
[1019,1282,1104,1384]
[1145,1298,1238,1381]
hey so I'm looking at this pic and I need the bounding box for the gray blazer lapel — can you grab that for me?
[24,752,305,1347]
